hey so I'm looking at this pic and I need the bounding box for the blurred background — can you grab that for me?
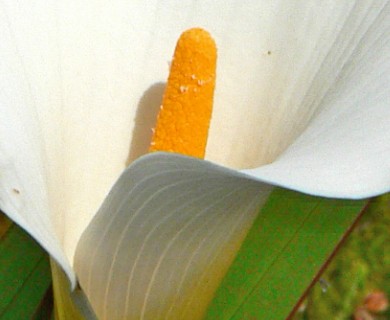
[0,193,388,320]
[292,194,389,320]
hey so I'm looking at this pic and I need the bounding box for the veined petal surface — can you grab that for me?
[75,155,271,319]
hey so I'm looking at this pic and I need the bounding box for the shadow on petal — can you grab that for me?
[126,82,166,166]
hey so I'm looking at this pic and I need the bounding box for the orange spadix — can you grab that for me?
[149,28,217,158]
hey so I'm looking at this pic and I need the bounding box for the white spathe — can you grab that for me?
[0,1,389,319]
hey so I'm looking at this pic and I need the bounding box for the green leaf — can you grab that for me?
[205,188,367,319]
[0,214,12,240]
[0,221,52,319]
[0,188,369,320]
[51,260,94,320]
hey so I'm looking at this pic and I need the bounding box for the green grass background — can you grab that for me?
[293,194,389,320]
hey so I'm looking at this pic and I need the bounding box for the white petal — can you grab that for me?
[52,0,389,263]
[74,2,389,319]
[244,1,390,198]
[0,0,75,285]
[1,1,389,313]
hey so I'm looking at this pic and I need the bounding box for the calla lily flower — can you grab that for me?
[1,1,389,319]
